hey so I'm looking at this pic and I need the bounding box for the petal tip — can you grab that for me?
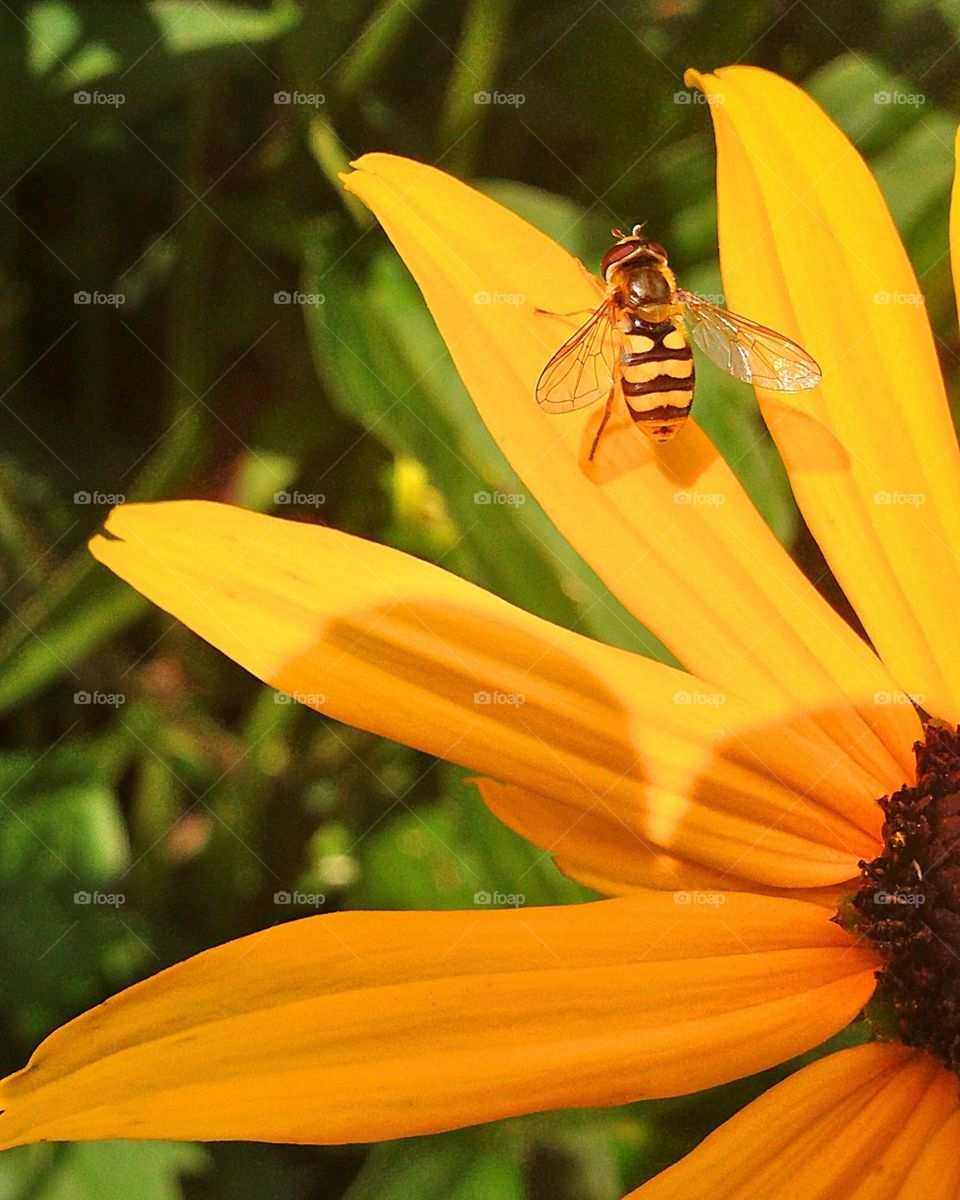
[87,503,131,562]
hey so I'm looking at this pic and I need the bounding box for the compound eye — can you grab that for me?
[646,240,667,259]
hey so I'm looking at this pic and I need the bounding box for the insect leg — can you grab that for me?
[587,386,616,461]
[534,306,596,320]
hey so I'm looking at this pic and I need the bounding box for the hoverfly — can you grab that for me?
[536,225,821,459]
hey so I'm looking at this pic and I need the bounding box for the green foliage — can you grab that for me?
[0,1141,206,1200]
[0,1,956,1197]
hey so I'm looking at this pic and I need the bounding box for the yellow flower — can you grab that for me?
[2,66,960,1197]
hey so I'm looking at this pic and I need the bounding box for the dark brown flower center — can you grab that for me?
[851,722,960,1071]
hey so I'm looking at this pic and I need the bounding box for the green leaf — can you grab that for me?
[356,768,592,911]
[0,781,128,884]
[0,562,145,717]
[149,0,300,54]
[0,1141,206,1200]
[27,2,86,76]
[345,1129,523,1200]
[24,0,300,95]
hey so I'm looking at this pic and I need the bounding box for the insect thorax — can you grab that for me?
[613,273,682,334]
[620,262,675,304]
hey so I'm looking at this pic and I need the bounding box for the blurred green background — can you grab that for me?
[0,1,958,1196]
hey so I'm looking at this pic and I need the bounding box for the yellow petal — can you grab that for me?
[475,778,847,908]
[626,1043,960,1200]
[689,66,960,724]
[342,152,918,783]
[952,125,960,330]
[890,1108,960,1199]
[92,501,883,887]
[0,894,877,1147]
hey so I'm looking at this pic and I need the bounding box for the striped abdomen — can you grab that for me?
[619,316,694,442]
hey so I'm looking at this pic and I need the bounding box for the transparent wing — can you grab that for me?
[678,290,821,392]
[535,300,620,413]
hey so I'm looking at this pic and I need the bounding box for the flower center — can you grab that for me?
[852,722,960,1071]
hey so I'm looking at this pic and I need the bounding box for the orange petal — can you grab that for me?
[689,66,960,725]
[0,894,877,1147]
[341,152,918,784]
[475,777,847,908]
[92,500,883,887]
[626,1043,960,1200]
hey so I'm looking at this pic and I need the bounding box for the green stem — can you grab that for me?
[308,116,372,229]
[438,0,516,175]
[337,0,432,105]
[0,77,223,713]
[128,74,220,501]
